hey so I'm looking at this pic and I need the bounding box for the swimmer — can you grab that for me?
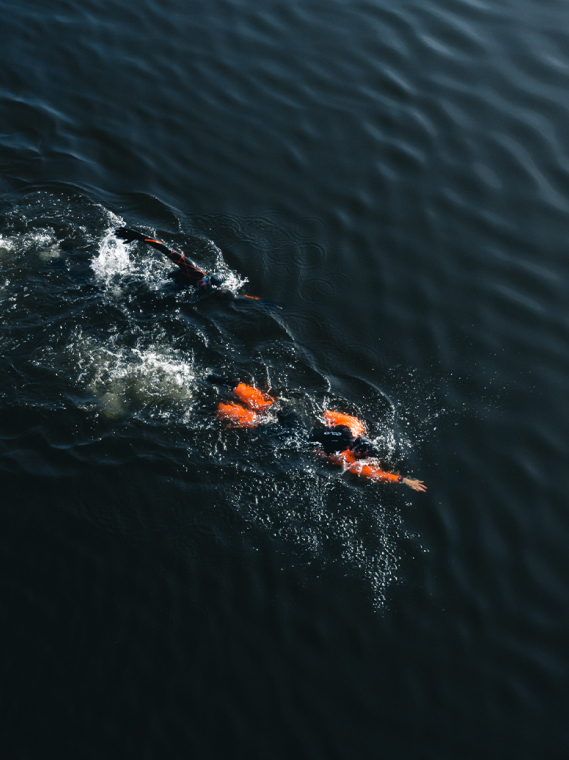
[309,411,427,491]
[114,227,243,294]
[209,377,427,491]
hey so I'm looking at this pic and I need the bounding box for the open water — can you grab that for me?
[1,0,569,758]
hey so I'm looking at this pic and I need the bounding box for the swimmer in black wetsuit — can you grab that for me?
[308,423,426,490]
[114,227,231,292]
[208,376,427,491]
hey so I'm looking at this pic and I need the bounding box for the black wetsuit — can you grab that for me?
[308,425,379,458]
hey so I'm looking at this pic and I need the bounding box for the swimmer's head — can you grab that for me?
[196,273,227,291]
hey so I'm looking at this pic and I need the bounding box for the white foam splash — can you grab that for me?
[0,235,15,254]
[0,229,60,261]
[57,328,197,420]
[91,228,136,290]
[35,230,61,260]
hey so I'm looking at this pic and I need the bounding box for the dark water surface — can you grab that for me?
[1,0,569,757]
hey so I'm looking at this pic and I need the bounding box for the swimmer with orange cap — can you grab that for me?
[115,227,259,299]
[210,377,426,491]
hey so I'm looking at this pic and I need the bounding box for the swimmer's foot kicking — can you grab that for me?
[208,375,276,427]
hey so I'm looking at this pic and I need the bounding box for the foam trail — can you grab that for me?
[92,228,135,290]
[66,330,197,420]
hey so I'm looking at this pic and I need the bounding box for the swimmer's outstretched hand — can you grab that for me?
[403,478,427,492]
[115,227,147,243]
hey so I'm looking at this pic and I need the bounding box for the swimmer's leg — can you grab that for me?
[216,402,261,428]
[207,375,275,412]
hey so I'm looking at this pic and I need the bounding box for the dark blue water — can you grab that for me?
[1,1,569,758]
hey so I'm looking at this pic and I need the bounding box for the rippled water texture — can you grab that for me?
[1,1,569,759]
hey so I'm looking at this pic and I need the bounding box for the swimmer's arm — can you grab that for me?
[115,228,205,282]
[361,464,427,491]
[139,237,205,280]
[376,472,427,491]
[115,227,179,258]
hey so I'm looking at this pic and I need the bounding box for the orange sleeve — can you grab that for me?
[349,463,401,483]
[329,450,401,483]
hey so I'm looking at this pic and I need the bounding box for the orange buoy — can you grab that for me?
[324,410,366,438]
